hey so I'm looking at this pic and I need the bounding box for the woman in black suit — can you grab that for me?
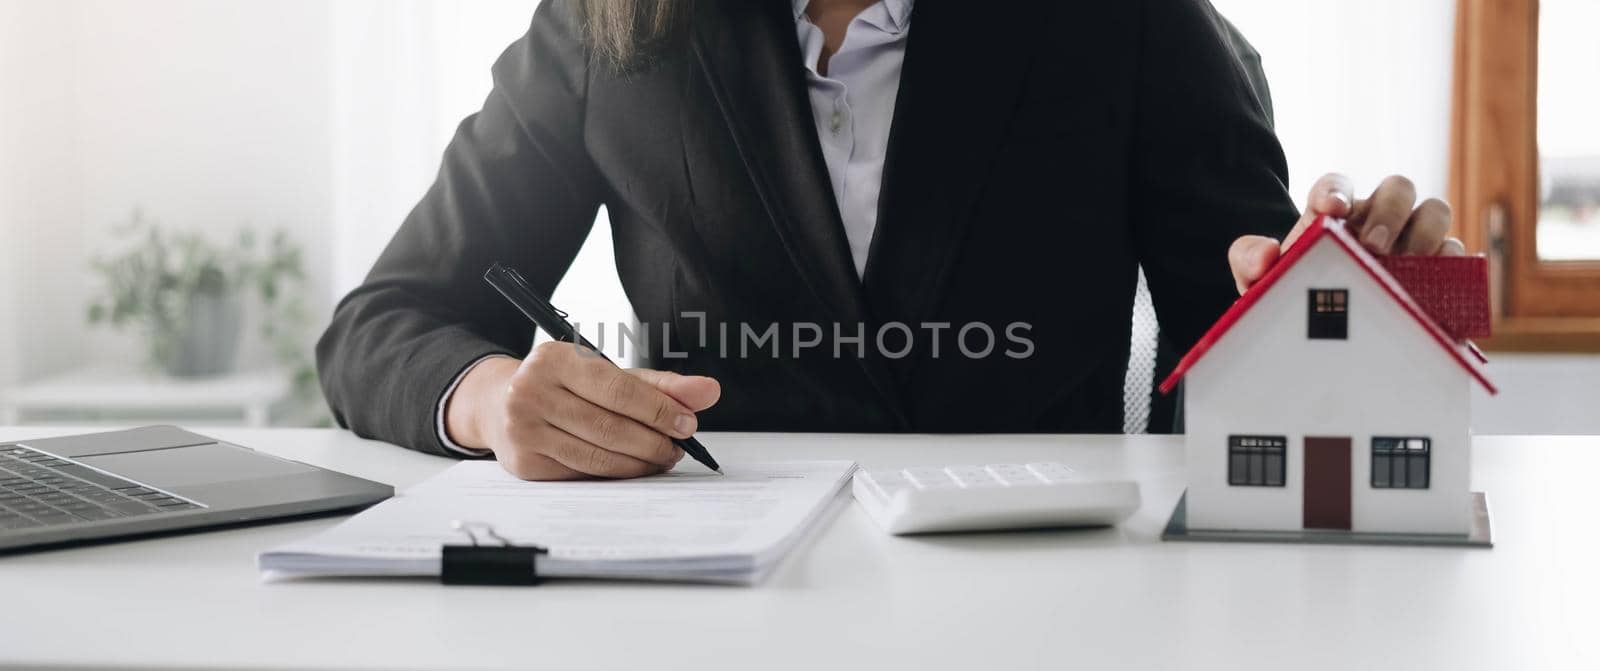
[318,0,1462,480]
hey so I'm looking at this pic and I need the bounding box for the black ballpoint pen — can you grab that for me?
[484,263,723,474]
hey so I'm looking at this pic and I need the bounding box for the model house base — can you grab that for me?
[1160,490,1493,547]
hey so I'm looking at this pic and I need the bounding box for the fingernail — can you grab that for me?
[1331,191,1352,211]
[674,414,696,437]
[1363,224,1391,252]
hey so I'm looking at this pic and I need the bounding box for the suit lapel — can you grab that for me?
[691,0,909,425]
[865,1,1048,327]
[691,0,864,324]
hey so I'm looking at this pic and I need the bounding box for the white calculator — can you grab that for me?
[851,463,1141,535]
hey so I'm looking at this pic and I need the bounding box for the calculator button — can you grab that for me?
[1025,463,1075,483]
[986,464,1044,486]
[945,466,999,488]
[865,470,911,497]
[868,470,909,487]
[902,468,957,489]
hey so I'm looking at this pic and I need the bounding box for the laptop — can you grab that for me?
[0,426,392,553]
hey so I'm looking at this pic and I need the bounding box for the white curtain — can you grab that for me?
[329,0,634,360]
[1210,0,1458,206]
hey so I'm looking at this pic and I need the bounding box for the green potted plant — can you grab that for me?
[87,211,309,380]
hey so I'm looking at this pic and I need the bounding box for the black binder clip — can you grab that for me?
[440,521,549,586]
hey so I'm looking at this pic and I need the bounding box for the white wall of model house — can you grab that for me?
[1182,240,1475,535]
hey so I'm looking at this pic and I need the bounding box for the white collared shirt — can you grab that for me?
[793,0,914,277]
[437,0,914,454]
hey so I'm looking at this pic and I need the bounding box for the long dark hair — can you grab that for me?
[575,0,692,68]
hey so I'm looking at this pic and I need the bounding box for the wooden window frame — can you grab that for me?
[1450,0,1600,351]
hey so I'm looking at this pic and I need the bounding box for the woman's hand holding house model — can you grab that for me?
[1230,173,1466,294]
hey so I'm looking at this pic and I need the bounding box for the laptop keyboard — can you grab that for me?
[0,445,201,531]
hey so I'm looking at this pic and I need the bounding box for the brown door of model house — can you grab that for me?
[1303,437,1352,530]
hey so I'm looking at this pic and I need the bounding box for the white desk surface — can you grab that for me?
[0,427,1595,671]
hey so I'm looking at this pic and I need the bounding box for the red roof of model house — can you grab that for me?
[1158,216,1496,395]
[1378,255,1492,339]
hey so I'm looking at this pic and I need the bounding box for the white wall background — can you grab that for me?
[0,0,340,380]
[78,0,339,369]
[0,0,630,394]
[1538,0,1600,158]
[1,1,87,385]
[0,0,1592,432]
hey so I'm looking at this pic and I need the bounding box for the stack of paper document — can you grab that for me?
[259,460,857,584]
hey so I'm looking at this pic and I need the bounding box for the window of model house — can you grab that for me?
[1371,437,1431,489]
[1308,289,1349,339]
[1228,435,1287,486]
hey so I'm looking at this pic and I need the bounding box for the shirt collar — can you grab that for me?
[792,0,915,34]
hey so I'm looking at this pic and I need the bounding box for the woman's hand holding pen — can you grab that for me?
[444,342,722,481]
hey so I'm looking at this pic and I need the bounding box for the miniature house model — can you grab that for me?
[1159,216,1495,540]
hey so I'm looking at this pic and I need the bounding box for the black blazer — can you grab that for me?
[317,0,1299,457]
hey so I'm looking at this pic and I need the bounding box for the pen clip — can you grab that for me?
[485,263,567,324]
[486,263,593,351]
